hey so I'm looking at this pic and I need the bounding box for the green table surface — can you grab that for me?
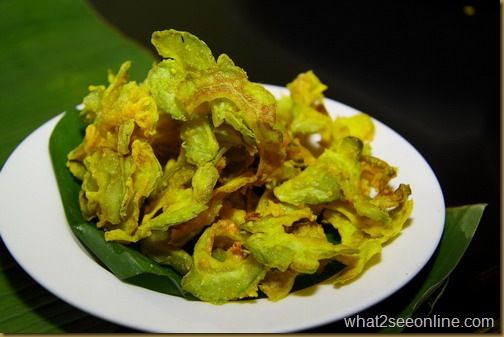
[0,0,154,332]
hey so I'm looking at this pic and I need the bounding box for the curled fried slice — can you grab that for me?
[285,71,332,135]
[319,114,375,157]
[243,216,354,275]
[259,269,298,302]
[181,220,266,305]
[272,152,345,206]
[140,231,193,275]
[77,138,162,242]
[69,61,159,160]
[78,148,129,226]
[241,196,354,277]
[151,29,215,71]
[323,183,413,285]
[148,30,215,121]
[180,114,219,165]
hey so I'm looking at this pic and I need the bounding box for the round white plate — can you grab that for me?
[0,85,445,333]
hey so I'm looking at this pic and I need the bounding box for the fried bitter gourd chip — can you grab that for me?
[181,219,267,304]
[67,61,163,236]
[67,29,413,305]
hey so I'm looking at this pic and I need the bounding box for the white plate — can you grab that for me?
[0,85,445,333]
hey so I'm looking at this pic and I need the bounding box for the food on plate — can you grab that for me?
[66,29,413,304]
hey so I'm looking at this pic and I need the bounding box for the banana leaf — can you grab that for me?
[378,203,486,333]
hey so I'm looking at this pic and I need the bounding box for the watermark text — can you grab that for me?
[343,314,495,329]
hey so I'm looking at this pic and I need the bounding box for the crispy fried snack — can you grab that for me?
[67,29,413,304]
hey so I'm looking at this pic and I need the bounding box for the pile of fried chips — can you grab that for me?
[67,29,413,304]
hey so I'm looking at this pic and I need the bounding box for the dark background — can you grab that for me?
[87,0,500,332]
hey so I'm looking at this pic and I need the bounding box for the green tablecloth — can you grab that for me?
[0,0,152,332]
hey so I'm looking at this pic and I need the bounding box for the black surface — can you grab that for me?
[87,0,501,332]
